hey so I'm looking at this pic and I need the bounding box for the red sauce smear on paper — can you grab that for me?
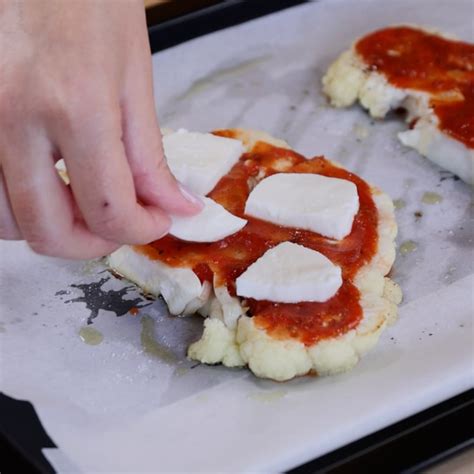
[356,26,474,148]
[135,133,378,346]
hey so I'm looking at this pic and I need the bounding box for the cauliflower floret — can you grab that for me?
[188,318,244,368]
[358,73,406,118]
[322,51,366,108]
[236,316,312,381]
[322,50,406,117]
[308,335,359,376]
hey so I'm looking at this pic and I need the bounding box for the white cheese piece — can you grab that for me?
[163,129,245,195]
[170,197,247,242]
[107,246,208,315]
[398,117,474,186]
[245,173,359,240]
[235,242,342,303]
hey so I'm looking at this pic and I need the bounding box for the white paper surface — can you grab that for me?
[1,1,473,472]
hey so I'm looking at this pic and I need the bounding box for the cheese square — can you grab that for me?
[235,242,342,303]
[244,173,359,240]
[163,129,245,195]
[170,197,247,243]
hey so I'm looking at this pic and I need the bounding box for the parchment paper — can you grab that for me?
[1,1,473,472]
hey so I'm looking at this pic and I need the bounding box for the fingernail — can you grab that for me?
[178,183,204,209]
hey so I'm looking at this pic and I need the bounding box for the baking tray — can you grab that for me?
[1,389,473,473]
[1,1,473,472]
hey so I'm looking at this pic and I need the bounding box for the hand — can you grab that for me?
[0,0,202,259]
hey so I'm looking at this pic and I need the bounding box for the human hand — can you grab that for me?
[0,0,202,259]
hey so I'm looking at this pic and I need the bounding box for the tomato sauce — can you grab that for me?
[356,26,474,148]
[135,135,378,346]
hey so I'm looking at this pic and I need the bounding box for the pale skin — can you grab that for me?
[0,0,202,259]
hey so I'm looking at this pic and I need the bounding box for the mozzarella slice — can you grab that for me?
[170,197,247,243]
[107,246,208,315]
[398,117,474,186]
[236,242,342,303]
[163,129,245,195]
[245,173,359,240]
